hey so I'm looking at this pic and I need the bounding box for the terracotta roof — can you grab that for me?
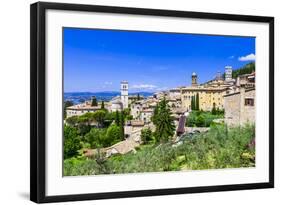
[107,140,138,155]
[67,104,101,110]
[130,120,145,126]
[142,109,153,113]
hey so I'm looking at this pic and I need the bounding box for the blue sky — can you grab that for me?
[63,28,255,92]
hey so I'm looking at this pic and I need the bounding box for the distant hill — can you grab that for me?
[64,91,154,104]
[231,62,255,79]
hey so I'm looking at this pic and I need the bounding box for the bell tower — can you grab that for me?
[120,81,128,109]
[225,66,233,82]
[191,72,198,87]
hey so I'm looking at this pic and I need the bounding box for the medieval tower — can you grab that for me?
[191,72,198,86]
[225,66,233,82]
[120,81,128,109]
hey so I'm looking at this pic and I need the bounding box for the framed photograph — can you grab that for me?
[30,2,274,203]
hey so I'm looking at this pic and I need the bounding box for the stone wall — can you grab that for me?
[240,89,255,125]
[224,92,241,126]
[224,88,255,126]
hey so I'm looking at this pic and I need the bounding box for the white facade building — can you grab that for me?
[225,66,233,82]
[120,81,129,109]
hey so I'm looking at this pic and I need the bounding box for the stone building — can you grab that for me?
[66,101,101,118]
[180,86,227,111]
[224,87,255,126]
[171,73,229,111]
[131,101,142,119]
[169,67,236,112]
[140,108,154,123]
[110,98,123,112]
[110,81,129,112]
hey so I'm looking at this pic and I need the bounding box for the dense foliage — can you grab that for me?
[64,107,132,159]
[141,128,153,144]
[152,98,175,143]
[64,124,255,175]
[186,110,224,127]
[64,125,82,159]
[231,62,255,79]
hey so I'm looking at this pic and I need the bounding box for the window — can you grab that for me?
[245,98,254,106]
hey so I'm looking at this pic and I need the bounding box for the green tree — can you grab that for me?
[153,98,175,143]
[196,115,205,127]
[93,110,106,128]
[91,96,98,106]
[196,93,200,110]
[137,93,140,100]
[120,111,125,139]
[78,112,95,126]
[231,62,255,79]
[141,128,153,144]
[151,104,159,125]
[211,104,217,115]
[126,115,133,120]
[84,128,107,148]
[101,101,105,109]
[191,95,195,110]
[106,124,122,146]
[64,125,81,159]
[115,111,120,126]
[65,116,79,127]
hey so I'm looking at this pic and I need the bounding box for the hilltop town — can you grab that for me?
[65,65,255,158]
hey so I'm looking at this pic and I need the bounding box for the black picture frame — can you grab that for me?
[30,1,274,203]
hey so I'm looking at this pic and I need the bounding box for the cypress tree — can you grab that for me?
[115,110,120,126]
[191,96,195,110]
[91,96,98,106]
[101,101,105,109]
[196,93,200,110]
[120,111,125,139]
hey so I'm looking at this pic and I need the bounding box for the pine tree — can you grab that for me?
[153,98,175,143]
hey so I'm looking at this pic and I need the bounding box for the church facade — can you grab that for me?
[169,66,235,111]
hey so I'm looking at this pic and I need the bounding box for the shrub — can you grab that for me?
[141,128,153,144]
[64,125,82,159]
[84,128,107,148]
[63,124,255,175]
[105,124,122,146]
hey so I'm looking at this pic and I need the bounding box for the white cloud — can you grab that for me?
[229,55,235,59]
[238,53,256,61]
[156,87,169,91]
[104,81,113,85]
[131,84,157,90]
